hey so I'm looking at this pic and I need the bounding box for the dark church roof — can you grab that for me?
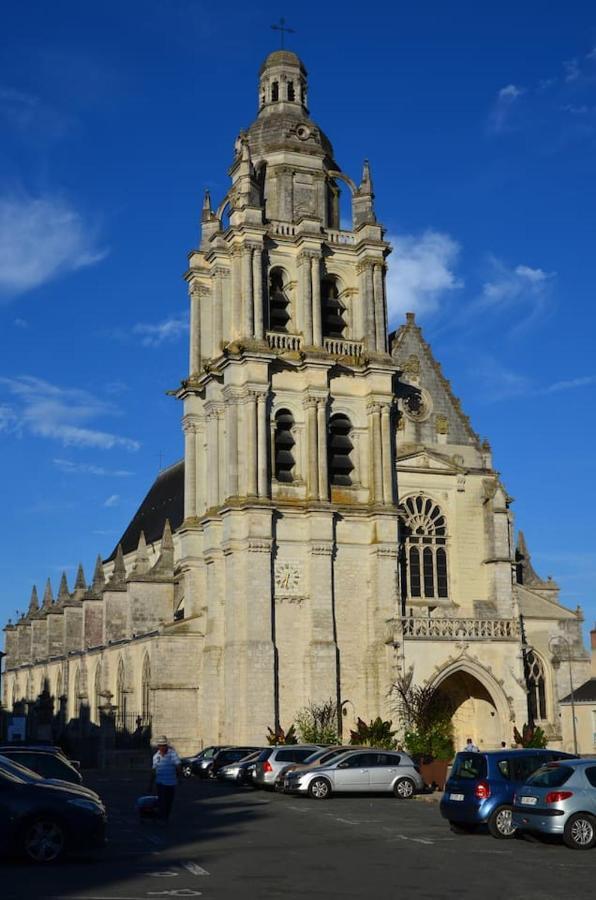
[106,460,184,561]
[560,678,596,704]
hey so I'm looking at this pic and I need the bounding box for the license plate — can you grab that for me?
[520,796,537,806]
[449,793,464,801]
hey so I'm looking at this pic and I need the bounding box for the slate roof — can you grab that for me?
[106,460,184,561]
[560,678,596,704]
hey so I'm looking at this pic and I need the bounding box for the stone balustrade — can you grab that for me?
[266,331,303,352]
[325,229,355,245]
[323,337,363,357]
[269,221,297,238]
[386,616,520,642]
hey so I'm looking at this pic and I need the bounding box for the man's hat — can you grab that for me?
[156,735,168,745]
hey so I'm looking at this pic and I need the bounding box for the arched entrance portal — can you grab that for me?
[435,670,503,752]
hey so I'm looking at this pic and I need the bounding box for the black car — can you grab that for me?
[180,745,228,779]
[0,745,82,785]
[210,747,262,779]
[0,755,106,863]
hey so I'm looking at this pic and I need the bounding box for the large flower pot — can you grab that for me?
[418,758,450,790]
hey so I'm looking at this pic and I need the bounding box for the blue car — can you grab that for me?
[440,748,574,838]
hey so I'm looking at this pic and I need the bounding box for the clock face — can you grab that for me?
[274,561,302,595]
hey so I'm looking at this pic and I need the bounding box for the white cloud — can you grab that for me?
[0,376,140,451]
[104,494,120,508]
[470,356,533,403]
[0,193,106,299]
[386,230,462,324]
[488,84,525,133]
[53,458,133,477]
[543,375,596,394]
[563,58,581,83]
[478,259,555,332]
[132,314,189,347]
[0,404,16,432]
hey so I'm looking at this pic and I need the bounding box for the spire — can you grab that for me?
[91,555,106,592]
[107,544,127,590]
[74,563,86,592]
[58,572,70,603]
[130,531,151,577]
[201,189,213,224]
[150,519,175,578]
[353,158,377,227]
[28,585,39,616]
[42,578,53,610]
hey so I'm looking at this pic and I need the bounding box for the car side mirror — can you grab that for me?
[337,761,349,769]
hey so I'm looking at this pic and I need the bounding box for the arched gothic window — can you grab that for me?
[321,276,347,338]
[274,409,296,483]
[526,650,547,722]
[116,659,127,728]
[141,655,151,721]
[399,495,449,602]
[268,268,291,332]
[328,414,354,486]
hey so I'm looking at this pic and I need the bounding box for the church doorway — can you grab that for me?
[435,670,503,752]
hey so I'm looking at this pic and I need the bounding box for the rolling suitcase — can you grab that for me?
[137,794,160,820]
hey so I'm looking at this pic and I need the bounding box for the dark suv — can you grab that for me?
[440,748,575,838]
[0,745,82,785]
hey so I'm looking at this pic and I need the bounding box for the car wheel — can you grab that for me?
[182,764,193,778]
[394,777,415,799]
[563,813,596,850]
[308,778,331,800]
[449,821,475,834]
[488,805,516,839]
[23,818,66,864]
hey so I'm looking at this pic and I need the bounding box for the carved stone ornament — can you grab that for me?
[274,560,303,596]
[403,388,433,423]
[402,354,421,377]
[435,415,449,435]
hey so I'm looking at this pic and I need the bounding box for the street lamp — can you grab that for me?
[550,635,578,757]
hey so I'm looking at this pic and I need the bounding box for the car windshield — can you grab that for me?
[526,764,574,788]
[319,749,350,766]
[451,753,487,780]
[0,754,43,782]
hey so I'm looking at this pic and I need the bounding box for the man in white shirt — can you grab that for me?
[464,737,480,752]
[151,735,181,822]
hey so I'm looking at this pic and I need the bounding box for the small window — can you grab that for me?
[271,81,279,102]
[451,753,487,780]
[497,759,512,780]
[257,749,273,762]
[376,753,401,767]
[287,81,295,101]
[585,766,596,788]
[527,764,573,788]
[512,755,543,783]
[328,414,354,487]
[274,409,296,483]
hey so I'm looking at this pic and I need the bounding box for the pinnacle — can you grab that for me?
[107,544,127,590]
[131,530,151,576]
[92,555,106,592]
[74,562,87,591]
[28,585,39,614]
[150,519,175,578]
[42,578,53,608]
[58,571,70,602]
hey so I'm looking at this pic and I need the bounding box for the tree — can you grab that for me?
[513,723,548,749]
[391,672,454,761]
[350,716,397,750]
[266,724,297,745]
[295,699,340,745]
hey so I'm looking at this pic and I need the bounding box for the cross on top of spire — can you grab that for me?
[270,17,295,49]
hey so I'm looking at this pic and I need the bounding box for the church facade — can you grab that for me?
[2,51,591,755]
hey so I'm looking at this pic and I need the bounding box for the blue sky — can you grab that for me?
[1,2,595,638]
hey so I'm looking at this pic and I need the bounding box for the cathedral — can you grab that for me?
[2,51,591,755]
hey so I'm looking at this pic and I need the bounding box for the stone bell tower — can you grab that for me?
[176,50,401,745]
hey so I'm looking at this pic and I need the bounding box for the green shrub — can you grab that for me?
[295,699,340,745]
[350,716,397,750]
[392,672,454,761]
[266,724,297,745]
[513,723,548,749]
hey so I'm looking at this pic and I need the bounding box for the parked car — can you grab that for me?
[210,747,262,779]
[253,745,320,789]
[513,758,596,849]
[217,750,262,784]
[284,750,424,799]
[180,746,228,779]
[0,745,82,785]
[274,745,365,790]
[0,755,106,863]
[440,748,576,838]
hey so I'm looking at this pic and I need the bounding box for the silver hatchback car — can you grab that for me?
[512,758,596,849]
[284,749,424,799]
[253,745,320,789]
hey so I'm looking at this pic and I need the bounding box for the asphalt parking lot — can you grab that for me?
[1,771,595,899]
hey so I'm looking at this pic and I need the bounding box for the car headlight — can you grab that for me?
[68,798,103,814]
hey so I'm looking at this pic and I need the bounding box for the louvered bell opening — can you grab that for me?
[269,287,291,332]
[274,412,295,483]
[322,299,347,338]
[328,415,353,486]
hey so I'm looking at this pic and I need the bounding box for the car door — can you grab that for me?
[333,753,374,792]
[369,753,401,791]
[585,766,596,811]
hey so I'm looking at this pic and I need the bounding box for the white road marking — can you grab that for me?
[148,871,179,877]
[182,861,210,876]
[331,816,360,825]
[148,891,203,897]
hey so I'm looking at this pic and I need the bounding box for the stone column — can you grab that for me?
[305,397,319,499]
[252,246,264,339]
[257,391,268,498]
[365,263,376,349]
[373,263,386,352]
[317,399,328,501]
[368,402,383,503]
[246,392,257,497]
[242,247,254,338]
[213,267,224,353]
[226,394,239,498]
[311,255,322,346]
[300,254,313,345]
[189,285,201,376]
[381,403,393,505]
[207,411,220,508]
[183,420,197,518]
[231,247,242,339]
